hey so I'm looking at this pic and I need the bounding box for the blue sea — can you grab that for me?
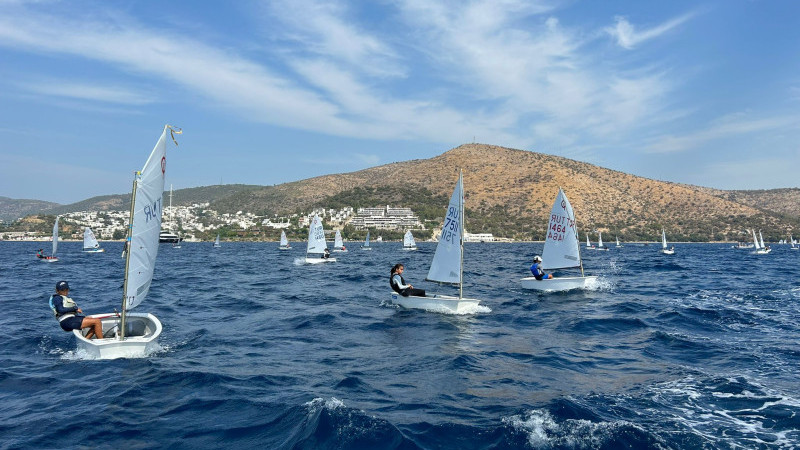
[2,240,799,449]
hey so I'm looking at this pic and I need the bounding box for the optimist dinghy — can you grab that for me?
[305,214,336,264]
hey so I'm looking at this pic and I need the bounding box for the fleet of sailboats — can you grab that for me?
[72,125,178,359]
[521,189,597,292]
[82,227,104,253]
[390,170,482,313]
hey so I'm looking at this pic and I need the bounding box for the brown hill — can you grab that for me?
[211,144,799,241]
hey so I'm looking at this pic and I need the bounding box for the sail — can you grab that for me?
[124,127,169,311]
[586,233,591,248]
[403,230,416,248]
[662,230,667,249]
[752,229,760,249]
[306,214,327,254]
[52,217,59,256]
[280,230,289,247]
[426,172,463,284]
[541,189,581,270]
[215,234,220,246]
[598,231,604,248]
[759,231,765,248]
[364,231,370,247]
[334,230,343,248]
[83,227,99,249]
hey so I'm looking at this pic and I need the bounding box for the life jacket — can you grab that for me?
[49,294,78,322]
[390,273,405,294]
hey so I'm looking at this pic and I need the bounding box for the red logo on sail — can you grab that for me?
[161,156,166,174]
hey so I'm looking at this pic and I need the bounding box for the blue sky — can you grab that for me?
[1,0,798,204]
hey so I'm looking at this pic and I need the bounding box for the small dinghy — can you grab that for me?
[305,214,336,264]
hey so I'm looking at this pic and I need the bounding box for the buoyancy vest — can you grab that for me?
[49,294,78,322]
[390,273,405,294]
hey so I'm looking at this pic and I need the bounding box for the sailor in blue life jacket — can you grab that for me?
[390,263,426,297]
[530,255,553,280]
[49,281,104,339]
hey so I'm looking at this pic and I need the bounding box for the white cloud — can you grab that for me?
[16,79,152,105]
[606,13,695,50]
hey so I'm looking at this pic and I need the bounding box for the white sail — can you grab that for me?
[214,233,221,247]
[662,229,668,249]
[334,230,344,248]
[306,214,327,254]
[124,127,169,311]
[426,172,463,285]
[752,229,760,249]
[541,188,582,270]
[403,230,416,248]
[585,233,591,248]
[759,231,765,249]
[364,231,370,247]
[52,217,59,256]
[83,227,99,249]
[616,236,621,246]
[598,231,604,248]
[280,230,289,247]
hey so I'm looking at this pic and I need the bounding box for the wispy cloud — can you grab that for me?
[645,113,800,154]
[606,13,695,50]
[15,79,152,105]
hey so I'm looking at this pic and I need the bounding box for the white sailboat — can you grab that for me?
[390,170,482,313]
[402,230,417,250]
[661,229,675,255]
[159,184,182,245]
[754,230,770,254]
[333,229,347,252]
[596,231,609,251]
[615,235,623,248]
[790,235,798,250]
[213,233,221,248]
[279,230,291,250]
[305,214,335,264]
[585,233,594,249]
[38,217,60,262]
[361,231,372,250]
[521,188,597,291]
[73,125,179,359]
[82,227,105,253]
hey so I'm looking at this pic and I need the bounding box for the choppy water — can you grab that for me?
[1,240,799,449]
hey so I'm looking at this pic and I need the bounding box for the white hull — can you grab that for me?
[593,247,610,251]
[83,248,105,253]
[402,246,417,251]
[520,275,598,292]
[279,246,292,250]
[661,249,675,255]
[755,248,771,254]
[333,249,348,253]
[73,312,162,359]
[305,257,336,264]
[390,292,480,314]
[40,257,59,262]
[361,247,372,251]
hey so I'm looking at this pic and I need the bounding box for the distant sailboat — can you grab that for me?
[390,170,481,313]
[279,230,291,250]
[82,227,105,253]
[521,188,597,291]
[213,233,221,248]
[37,217,60,262]
[402,230,417,250]
[661,229,675,255]
[790,235,798,250]
[305,214,335,264]
[585,233,594,249]
[615,235,623,248]
[72,124,178,359]
[596,231,609,251]
[333,229,347,252]
[754,230,770,254]
[361,231,372,250]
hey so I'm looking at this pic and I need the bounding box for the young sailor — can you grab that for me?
[530,255,553,280]
[390,263,426,297]
[49,281,104,339]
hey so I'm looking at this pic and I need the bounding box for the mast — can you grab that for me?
[119,172,139,340]
[458,169,464,299]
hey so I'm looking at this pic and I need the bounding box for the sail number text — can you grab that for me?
[143,197,162,223]
[440,206,461,244]
[547,214,574,242]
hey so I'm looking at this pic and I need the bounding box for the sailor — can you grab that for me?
[530,255,553,280]
[49,281,104,339]
[390,263,426,297]
[36,248,45,259]
[323,248,331,259]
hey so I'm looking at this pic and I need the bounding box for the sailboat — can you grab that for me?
[790,235,798,250]
[754,230,770,254]
[390,170,481,313]
[615,235,623,248]
[305,214,335,264]
[596,231,609,251]
[82,227,105,253]
[213,233,221,248]
[333,229,347,252]
[73,125,178,359]
[361,231,372,250]
[37,217,60,262]
[585,233,594,249]
[521,188,597,291]
[402,230,417,250]
[279,230,291,250]
[661,229,675,255]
